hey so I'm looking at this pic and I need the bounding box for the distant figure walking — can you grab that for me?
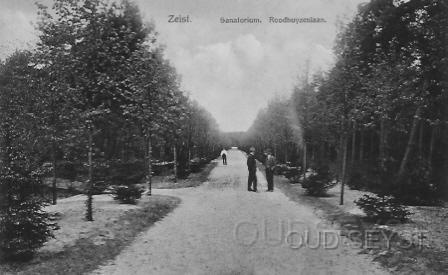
[220,148,228,165]
[247,147,257,192]
[264,148,276,192]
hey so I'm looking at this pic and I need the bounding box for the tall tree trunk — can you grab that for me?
[397,106,422,181]
[340,134,348,205]
[336,133,344,181]
[173,145,177,183]
[86,126,94,221]
[51,142,57,205]
[302,142,307,180]
[351,121,356,168]
[379,117,386,170]
[359,129,364,161]
[147,135,152,196]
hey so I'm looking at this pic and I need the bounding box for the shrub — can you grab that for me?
[0,168,58,261]
[301,165,335,196]
[113,185,144,204]
[354,194,411,223]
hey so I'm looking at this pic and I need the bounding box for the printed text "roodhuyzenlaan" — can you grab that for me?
[219,16,326,24]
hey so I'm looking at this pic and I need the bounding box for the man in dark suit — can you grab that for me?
[247,146,257,192]
[264,148,276,192]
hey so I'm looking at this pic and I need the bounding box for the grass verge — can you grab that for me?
[276,175,448,274]
[152,161,218,189]
[0,195,180,275]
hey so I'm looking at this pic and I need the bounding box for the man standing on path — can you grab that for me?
[220,148,227,165]
[264,148,276,192]
[247,146,257,192]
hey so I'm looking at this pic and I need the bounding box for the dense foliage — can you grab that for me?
[301,165,336,196]
[0,50,58,261]
[113,185,144,204]
[355,194,412,223]
[243,0,448,205]
[0,0,224,260]
[0,168,58,261]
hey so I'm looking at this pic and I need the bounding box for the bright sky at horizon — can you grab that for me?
[0,0,366,132]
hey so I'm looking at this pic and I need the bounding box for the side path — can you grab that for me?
[91,149,388,275]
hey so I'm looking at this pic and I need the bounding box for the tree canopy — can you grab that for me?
[243,0,448,205]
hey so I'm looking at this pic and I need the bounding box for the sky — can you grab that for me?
[0,0,367,132]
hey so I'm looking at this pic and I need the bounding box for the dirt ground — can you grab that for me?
[91,149,389,275]
[41,194,140,254]
[323,184,448,253]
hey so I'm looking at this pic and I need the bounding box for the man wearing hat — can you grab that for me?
[247,146,257,192]
[220,148,228,165]
[264,148,276,192]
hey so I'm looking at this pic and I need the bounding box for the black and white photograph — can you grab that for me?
[0,0,447,274]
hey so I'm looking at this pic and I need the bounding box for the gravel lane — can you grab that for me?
[91,149,388,275]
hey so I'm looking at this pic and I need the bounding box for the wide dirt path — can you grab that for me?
[92,149,388,275]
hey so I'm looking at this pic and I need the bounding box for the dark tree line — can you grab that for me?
[244,0,448,205]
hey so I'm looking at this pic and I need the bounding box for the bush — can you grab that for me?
[355,194,411,223]
[273,163,301,182]
[113,185,144,204]
[301,165,335,196]
[0,168,58,261]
